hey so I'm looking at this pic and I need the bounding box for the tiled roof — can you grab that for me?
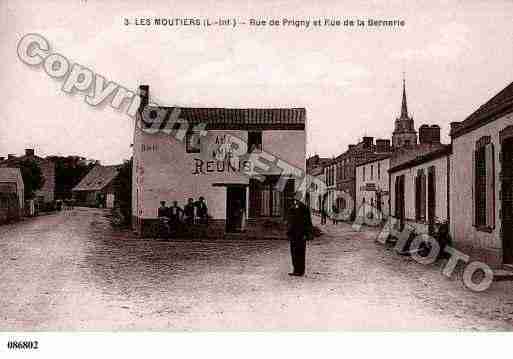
[142,107,306,130]
[451,81,513,138]
[72,165,121,192]
[355,153,392,168]
[388,145,452,173]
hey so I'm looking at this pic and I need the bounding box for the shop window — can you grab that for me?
[474,137,495,229]
[249,177,293,218]
[186,131,201,153]
[248,131,262,152]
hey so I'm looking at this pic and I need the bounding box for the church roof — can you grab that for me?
[400,78,409,120]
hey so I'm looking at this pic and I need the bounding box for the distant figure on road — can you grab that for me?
[287,198,313,276]
[320,194,327,225]
[332,204,339,225]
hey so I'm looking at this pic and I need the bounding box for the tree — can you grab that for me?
[47,156,99,199]
[18,159,45,200]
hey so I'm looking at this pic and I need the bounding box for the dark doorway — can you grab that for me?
[502,138,513,264]
[427,166,436,234]
[226,186,246,233]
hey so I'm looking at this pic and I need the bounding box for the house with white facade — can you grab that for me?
[132,85,307,237]
[389,144,451,235]
[355,153,391,225]
[450,81,513,267]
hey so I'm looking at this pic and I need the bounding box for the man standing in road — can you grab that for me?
[320,193,327,225]
[287,198,313,276]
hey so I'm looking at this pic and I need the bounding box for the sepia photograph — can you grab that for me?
[1,0,513,356]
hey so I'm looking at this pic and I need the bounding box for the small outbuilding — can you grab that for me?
[72,164,121,208]
[0,167,24,223]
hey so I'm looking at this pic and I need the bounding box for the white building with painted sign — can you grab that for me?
[355,154,391,224]
[132,85,307,237]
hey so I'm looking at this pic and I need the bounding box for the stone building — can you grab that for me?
[306,164,326,215]
[450,81,513,267]
[132,85,306,237]
[330,137,392,221]
[0,149,55,203]
[306,154,330,173]
[306,154,329,215]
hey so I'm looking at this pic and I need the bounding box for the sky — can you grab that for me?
[1,0,512,164]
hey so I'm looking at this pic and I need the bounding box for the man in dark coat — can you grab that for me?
[287,198,313,276]
[196,196,208,225]
[184,198,195,225]
[168,200,184,236]
[157,201,170,238]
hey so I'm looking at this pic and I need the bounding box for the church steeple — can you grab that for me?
[400,76,408,119]
[392,74,417,149]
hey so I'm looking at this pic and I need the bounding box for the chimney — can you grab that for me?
[139,85,149,110]
[429,125,441,144]
[419,124,430,144]
[25,148,35,156]
[362,136,373,149]
[7,154,15,160]
[0,157,4,161]
[376,139,391,153]
[450,122,463,136]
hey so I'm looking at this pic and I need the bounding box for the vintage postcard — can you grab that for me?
[1,0,513,351]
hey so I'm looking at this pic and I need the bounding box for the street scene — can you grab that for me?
[2,1,513,344]
[2,207,513,331]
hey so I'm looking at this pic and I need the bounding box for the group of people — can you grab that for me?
[157,197,209,237]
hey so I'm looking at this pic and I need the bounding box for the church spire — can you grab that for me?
[400,74,408,119]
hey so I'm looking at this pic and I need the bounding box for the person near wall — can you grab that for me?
[320,194,327,225]
[196,196,209,225]
[184,198,195,225]
[157,200,170,238]
[287,198,313,277]
[331,204,339,225]
[168,200,184,236]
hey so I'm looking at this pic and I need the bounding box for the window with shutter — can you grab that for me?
[474,136,494,230]
[415,169,426,221]
[475,147,487,226]
[420,170,427,221]
[485,143,495,228]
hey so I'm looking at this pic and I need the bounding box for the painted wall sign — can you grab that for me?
[192,158,252,175]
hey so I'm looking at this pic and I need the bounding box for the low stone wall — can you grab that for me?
[132,216,288,239]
